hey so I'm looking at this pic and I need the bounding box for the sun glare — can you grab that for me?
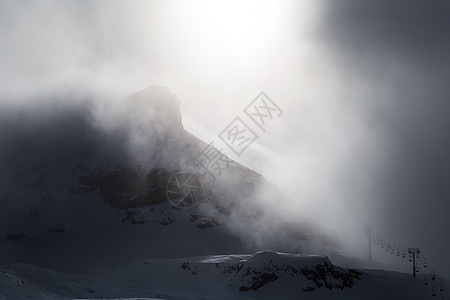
[170,0,291,63]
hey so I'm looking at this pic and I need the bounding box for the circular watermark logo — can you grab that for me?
[166,172,203,208]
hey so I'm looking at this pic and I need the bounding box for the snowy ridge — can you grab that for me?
[1,251,448,300]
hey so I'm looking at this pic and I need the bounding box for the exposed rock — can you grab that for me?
[22,206,39,218]
[190,214,221,229]
[79,166,173,209]
[5,233,28,241]
[48,226,66,235]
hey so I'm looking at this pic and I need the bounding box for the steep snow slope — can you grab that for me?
[1,251,447,300]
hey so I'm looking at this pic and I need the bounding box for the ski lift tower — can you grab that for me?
[408,248,420,278]
[365,225,372,262]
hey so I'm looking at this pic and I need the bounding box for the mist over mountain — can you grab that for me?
[0,86,337,273]
[1,0,450,298]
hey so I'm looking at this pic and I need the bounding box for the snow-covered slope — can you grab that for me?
[1,251,447,300]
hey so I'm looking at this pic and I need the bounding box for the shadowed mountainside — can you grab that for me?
[0,86,337,272]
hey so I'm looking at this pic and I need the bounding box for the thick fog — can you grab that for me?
[0,0,449,278]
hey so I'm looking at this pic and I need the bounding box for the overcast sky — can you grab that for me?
[0,0,449,277]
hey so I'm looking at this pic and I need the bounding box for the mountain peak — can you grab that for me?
[127,85,183,131]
